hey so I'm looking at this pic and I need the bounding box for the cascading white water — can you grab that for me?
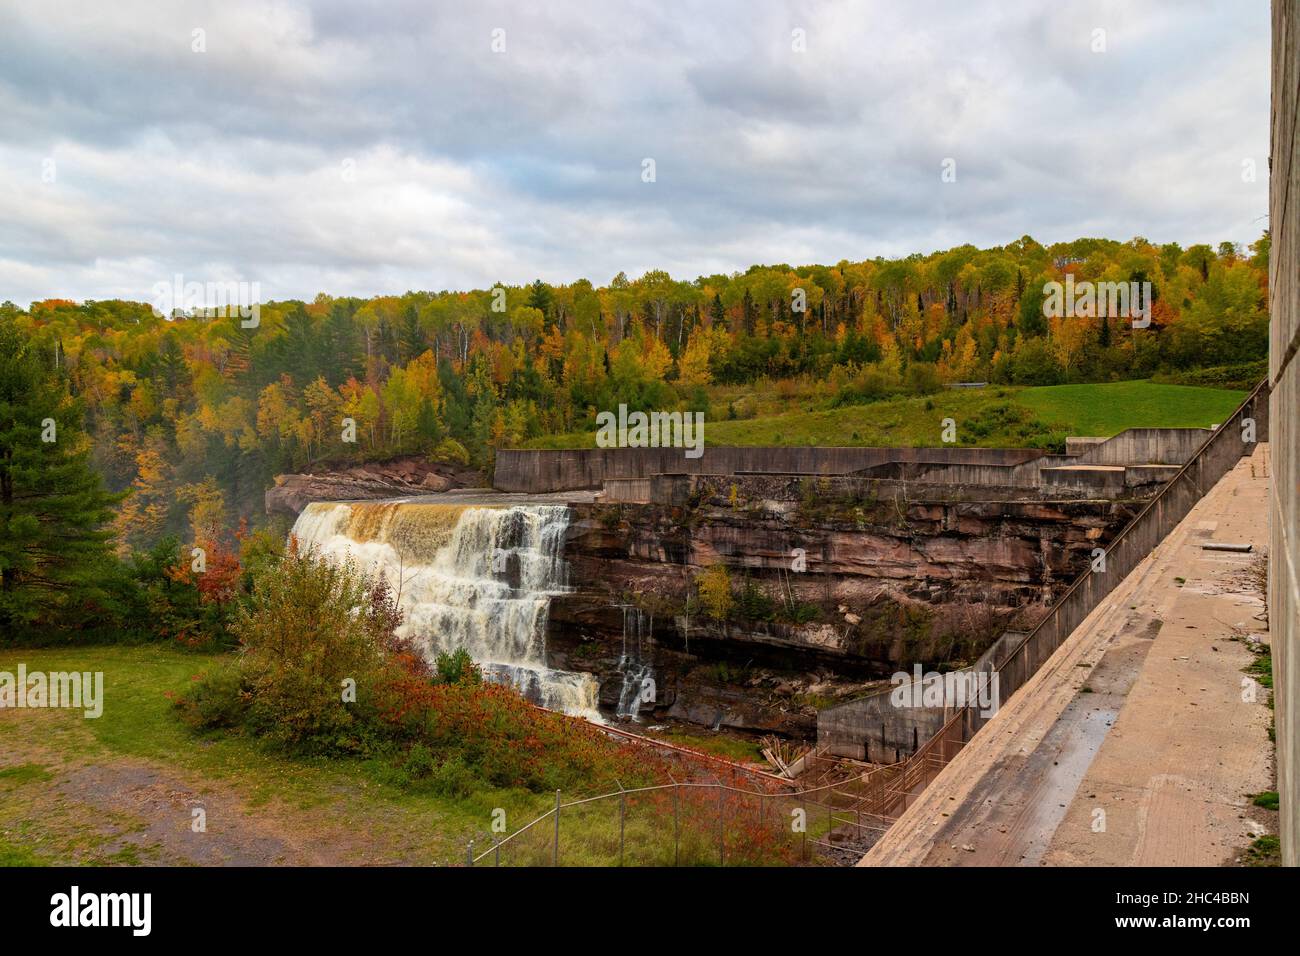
[290,500,601,720]
[615,605,655,721]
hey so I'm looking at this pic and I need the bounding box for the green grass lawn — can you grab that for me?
[0,645,819,867]
[523,380,1247,450]
[1017,381,1245,436]
[0,645,579,865]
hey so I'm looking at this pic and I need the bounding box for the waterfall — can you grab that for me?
[615,605,655,721]
[290,501,601,720]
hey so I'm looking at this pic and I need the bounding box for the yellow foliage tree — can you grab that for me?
[697,563,733,621]
[678,328,714,388]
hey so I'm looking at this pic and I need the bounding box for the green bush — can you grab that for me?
[175,546,660,795]
[216,546,400,751]
[833,366,895,406]
[735,577,775,621]
[174,661,248,729]
[1009,338,1064,386]
[962,402,1065,452]
[432,438,471,466]
[428,754,476,798]
[434,647,481,686]
[780,602,821,625]
[398,741,437,779]
[1153,360,1267,391]
[904,362,941,395]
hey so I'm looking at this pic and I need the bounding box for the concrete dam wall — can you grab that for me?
[493,445,1041,493]
[817,385,1269,764]
[494,429,1216,497]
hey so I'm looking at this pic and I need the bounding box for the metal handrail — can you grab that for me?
[847,378,1271,822]
[991,377,1269,686]
[470,774,882,864]
[475,381,1269,864]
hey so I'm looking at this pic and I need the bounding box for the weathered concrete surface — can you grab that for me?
[495,446,1044,493]
[1269,0,1300,868]
[861,446,1273,866]
[496,429,1215,495]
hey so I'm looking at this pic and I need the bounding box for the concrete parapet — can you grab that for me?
[507,428,1222,496]
[495,445,1042,493]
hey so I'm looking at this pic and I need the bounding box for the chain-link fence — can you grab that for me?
[467,775,894,867]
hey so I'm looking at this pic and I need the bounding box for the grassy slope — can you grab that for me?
[523,381,1246,449]
[0,645,570,866]
[0,646,810,867]
[1017,381,1246,435]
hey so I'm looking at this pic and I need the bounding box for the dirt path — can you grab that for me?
[863,445,1274,866]
[0,710,447,866]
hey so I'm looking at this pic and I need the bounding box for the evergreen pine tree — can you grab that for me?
[0,321,125,638]
[711,293,727,331]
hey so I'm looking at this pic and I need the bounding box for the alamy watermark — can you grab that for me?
[1042,275,1151,328]
[50,886,150,936]
[890,664,999,719]
[151,274,260,327]
[595,404,704,459]
[0,664,103,718]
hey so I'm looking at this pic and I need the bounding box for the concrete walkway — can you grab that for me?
[863,445,1274,866]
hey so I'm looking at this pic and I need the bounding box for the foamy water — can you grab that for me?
[291,500,601,720]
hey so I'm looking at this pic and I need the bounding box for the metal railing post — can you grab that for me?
[553,790,561,867]
[467,840,474,867]
[619,790,626,867]
[674,787,680,866]
[718,787,724,866]
[802,804,808,861]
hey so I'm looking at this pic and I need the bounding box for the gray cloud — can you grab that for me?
[0,0,1270,306]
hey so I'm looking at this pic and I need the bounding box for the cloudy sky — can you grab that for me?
[0,0,1270,306]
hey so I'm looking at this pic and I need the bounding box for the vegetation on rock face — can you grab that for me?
[696,564,734,622]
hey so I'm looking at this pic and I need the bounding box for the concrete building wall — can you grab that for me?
[1271,0,1300,868]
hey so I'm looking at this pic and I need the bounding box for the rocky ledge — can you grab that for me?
[265,457,484,516]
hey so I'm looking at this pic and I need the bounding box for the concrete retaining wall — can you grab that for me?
[494,445,1042,493]
[816,389,1269,762]
[817,686,950,763]
[963,385,1268,741]
[599,478,653,503]
[818,631,1024,761]
[501,428,1215,495]
[1270,0,1299,868]
[1071,427,1213,466]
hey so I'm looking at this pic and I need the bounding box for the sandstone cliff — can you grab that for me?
[547,486,1145,736]
[265,457,484,516]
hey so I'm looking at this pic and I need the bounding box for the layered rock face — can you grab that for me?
[265,457,483,516]
[548,480,1146,736]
